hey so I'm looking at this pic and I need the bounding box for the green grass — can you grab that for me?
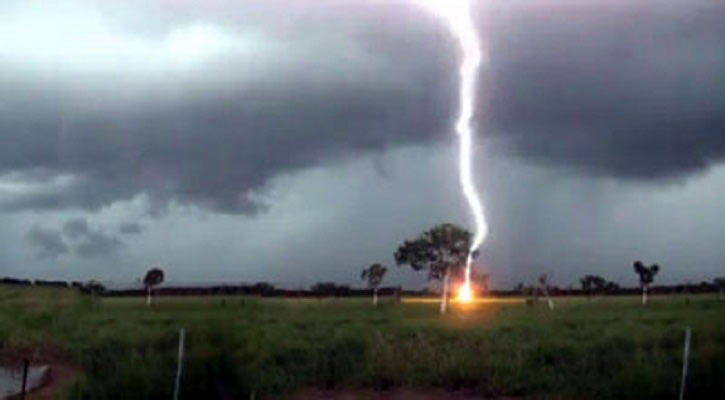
[1,286,724,399]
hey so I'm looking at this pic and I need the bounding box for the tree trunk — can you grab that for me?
[641,285,648,305]
[373,288,378,306]
[146,287,152,307]
[541,285,555,310]
[440,268,450,314]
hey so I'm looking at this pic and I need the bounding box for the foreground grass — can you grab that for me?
[1,286,724,399]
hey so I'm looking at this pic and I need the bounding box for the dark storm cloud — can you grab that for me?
[25,226,69,259]
[0,0,455,214]
[60,217,125,258]
[63,218,90,239]
[1,0,724,216]
[74,231,124,258]
[119,222,143,235]
[485,0,725,179]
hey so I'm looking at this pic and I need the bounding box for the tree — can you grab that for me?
[310,282,349,297]
[361,263,388,306]
[714,278,725,300]
[579,275,594,297]
[538,274,555,310]
[633,261,659,305]
[143,266,165,307]
[250,282,275,297]
[580,275,620,297]
[252,282,275,296]
[579,275,607,297]
[84,279,106,297]
[395,223,471,314]
[604,281,620,294]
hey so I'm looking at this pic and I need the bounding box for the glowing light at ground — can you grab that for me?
[415,0,489,296]
[402,297,522,305]
[457,282,473,303]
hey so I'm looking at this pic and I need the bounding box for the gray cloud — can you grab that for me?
[75,231,124,258]
[60,217,125,258]
[119,222,143,235]
[25,226,69,260]
[0,0,723,219]
[63,217,90,239]
[0,0,454,215]
[485,0,725,179]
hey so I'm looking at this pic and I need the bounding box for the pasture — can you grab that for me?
[0,285,723,399]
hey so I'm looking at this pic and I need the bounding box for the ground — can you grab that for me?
[0,285,724,399]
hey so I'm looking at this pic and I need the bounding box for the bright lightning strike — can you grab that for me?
[416,0,488,303]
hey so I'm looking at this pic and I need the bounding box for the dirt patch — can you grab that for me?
[287,388,529,400]
[0,343,80,400]
[24,363,80,400]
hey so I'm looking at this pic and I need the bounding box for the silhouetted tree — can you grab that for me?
[395,223,471,314]
[604,281,620,294]
[252,282,275,296]
[310,282,350,297]
[633,261,659,305]
[84,279,106,296]
[580,275,607,297]
[361,263,387,306]
[311,282,336,296]
[580,275,594,297]
[539,274,555,310]
[714,278,725,300]
[143,266,165,306]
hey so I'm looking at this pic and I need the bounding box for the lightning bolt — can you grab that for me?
[415,0,488,296]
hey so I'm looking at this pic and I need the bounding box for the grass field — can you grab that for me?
[1,285,724,399]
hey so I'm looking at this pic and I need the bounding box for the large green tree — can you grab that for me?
[361,263,388,306]
[394,223,471,314]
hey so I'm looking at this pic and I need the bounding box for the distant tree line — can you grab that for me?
[1,275,723,299]
[579,275,620,296]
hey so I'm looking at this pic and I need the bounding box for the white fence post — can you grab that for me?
[679,327,691,400]
[173,328,186,400]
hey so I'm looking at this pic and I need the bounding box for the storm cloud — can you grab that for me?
[2,0,725,286]
[0,0,455,215]
[485,0,725,179]
[62,218,125,258]
[1,0,724,218]
[63,218,91,239]
[119,222,144,235]
[74,231,124,259]
[25,226,69,260]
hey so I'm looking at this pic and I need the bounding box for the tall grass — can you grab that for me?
[1,286,723,399]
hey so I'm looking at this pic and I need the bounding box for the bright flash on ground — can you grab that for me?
[457,282,473,303]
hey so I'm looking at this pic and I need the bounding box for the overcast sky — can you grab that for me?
[2,0,724,289]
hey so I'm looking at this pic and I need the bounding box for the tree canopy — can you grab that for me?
[361,263,387,289]
[394,223,471,281]
[143,267,165,288]
[633,261,660,286]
